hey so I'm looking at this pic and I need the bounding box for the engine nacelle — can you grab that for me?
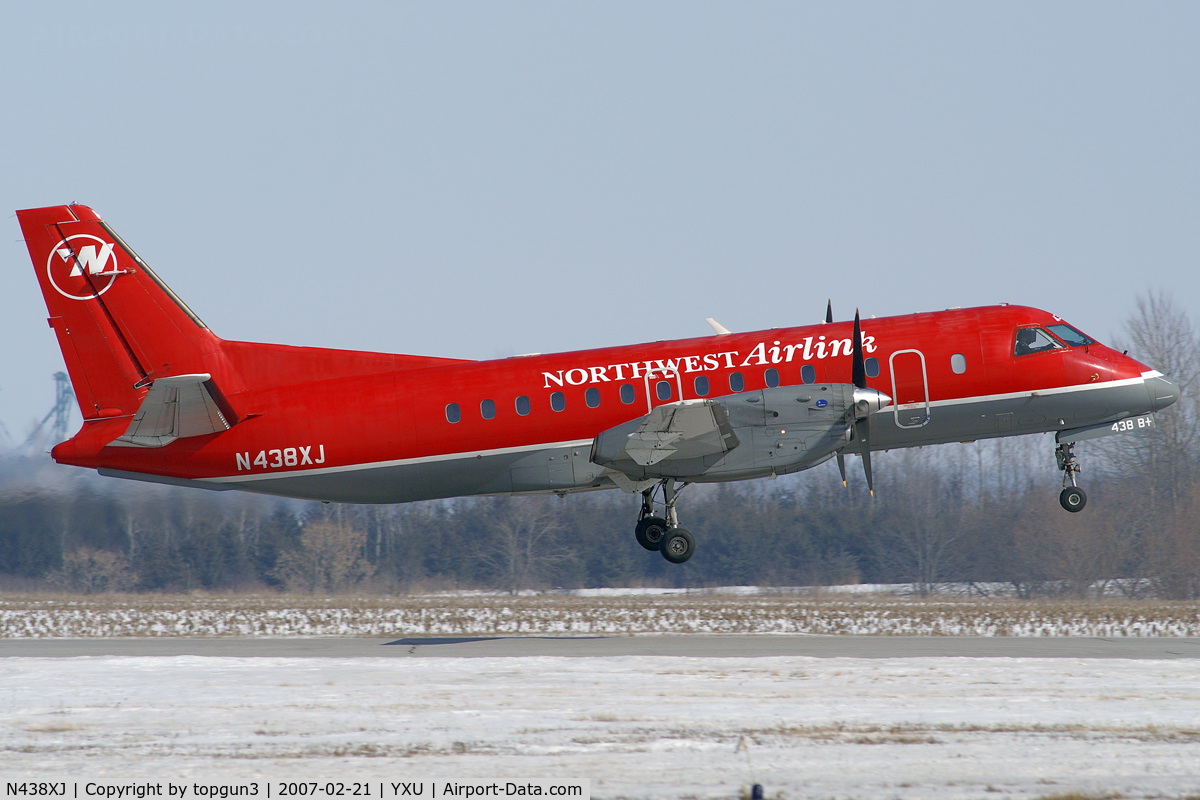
[592,383,885,482]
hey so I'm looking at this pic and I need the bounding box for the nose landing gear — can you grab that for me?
[633,479,696,563]
[1055,442,1087,512]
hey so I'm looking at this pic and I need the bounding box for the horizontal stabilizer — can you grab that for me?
[111,374,231,448]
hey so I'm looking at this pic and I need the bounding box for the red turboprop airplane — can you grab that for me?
[17,204,1180,563]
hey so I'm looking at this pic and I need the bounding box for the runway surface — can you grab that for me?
[3,634,1200,658]
[6,639,1200,797]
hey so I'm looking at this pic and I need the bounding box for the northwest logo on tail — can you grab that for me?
[46,234,122,300]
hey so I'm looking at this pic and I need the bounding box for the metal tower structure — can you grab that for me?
[0,393,11,448]
[21,372,76,451]
[48,372,74,444]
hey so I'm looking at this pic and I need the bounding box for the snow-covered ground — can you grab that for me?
[3,655,1200,799]
[4,593,1199,637]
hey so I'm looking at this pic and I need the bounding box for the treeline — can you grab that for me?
[1,293,1197,597]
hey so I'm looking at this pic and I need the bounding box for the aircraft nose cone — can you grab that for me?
[1146,374,1180,412]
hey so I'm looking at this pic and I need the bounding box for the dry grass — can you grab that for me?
[0,592,1197,638]
[21,722,83,733]
[742,722,1200,744]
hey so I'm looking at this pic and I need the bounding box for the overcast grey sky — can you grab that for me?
[2,2,1198,445]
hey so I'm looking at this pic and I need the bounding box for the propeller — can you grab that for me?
[839,310,891,495]
[827,301,846,483]
[852,310,874,495]
[851,311,867,391]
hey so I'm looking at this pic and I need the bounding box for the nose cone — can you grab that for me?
[1146,374,1180,412]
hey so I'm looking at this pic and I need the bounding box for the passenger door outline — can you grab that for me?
[889,349,930,428]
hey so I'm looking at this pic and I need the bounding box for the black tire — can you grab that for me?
[1059,486,1087,512]
[635,516,668,551]
[659,527,696,564]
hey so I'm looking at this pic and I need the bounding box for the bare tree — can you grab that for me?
[47,547,137,594]
[273,521,376,593]
[1140,485,1200,599]
[1104,291,1200,509]
[871,451,968,595]
[1013,492,1134,598]
[479,497,576,594]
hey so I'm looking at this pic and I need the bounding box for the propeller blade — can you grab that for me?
[856,416,874,496]
[862,445,874,496]
[840,312,883,495]
[825,299,833,324]
[851,310,867,390]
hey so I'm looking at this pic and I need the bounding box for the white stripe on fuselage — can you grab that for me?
[927,373,1151,410]
[202,438,596,484]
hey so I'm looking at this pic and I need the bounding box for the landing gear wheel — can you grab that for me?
[635,517,668,551]
[1059,486,1087,512]
[659,527,695,564]
[1055,442,1088,513]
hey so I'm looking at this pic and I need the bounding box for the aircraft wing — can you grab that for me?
[110,374,232,448]
[593,384,887,482]
[594,399,740,470]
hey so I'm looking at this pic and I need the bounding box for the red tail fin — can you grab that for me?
[16,204,217,422]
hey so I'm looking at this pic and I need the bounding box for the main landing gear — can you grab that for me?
[634,478,696,563]
[1055,441,1087,512]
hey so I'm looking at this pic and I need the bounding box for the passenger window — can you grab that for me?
[951,353,967,374]
[480,399,496,420]
[619,384,635,404]
[550,391,566,412]
[1014,327,1064,356]
[515,395,531,416]
[656,380,672,401]
[585,387,601,408]
[729,372,745,392]
[800,364,816,385]
[764,368,780,388]
[865,357,880,378]
[445,403,461,423]
[694,375,710,396]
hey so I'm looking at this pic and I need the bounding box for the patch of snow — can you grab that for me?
[2,655,1199,799]
[3,595,1199,638]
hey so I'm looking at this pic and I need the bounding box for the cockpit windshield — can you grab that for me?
[1014,327,1064,356]
[1046,323,1096,347]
